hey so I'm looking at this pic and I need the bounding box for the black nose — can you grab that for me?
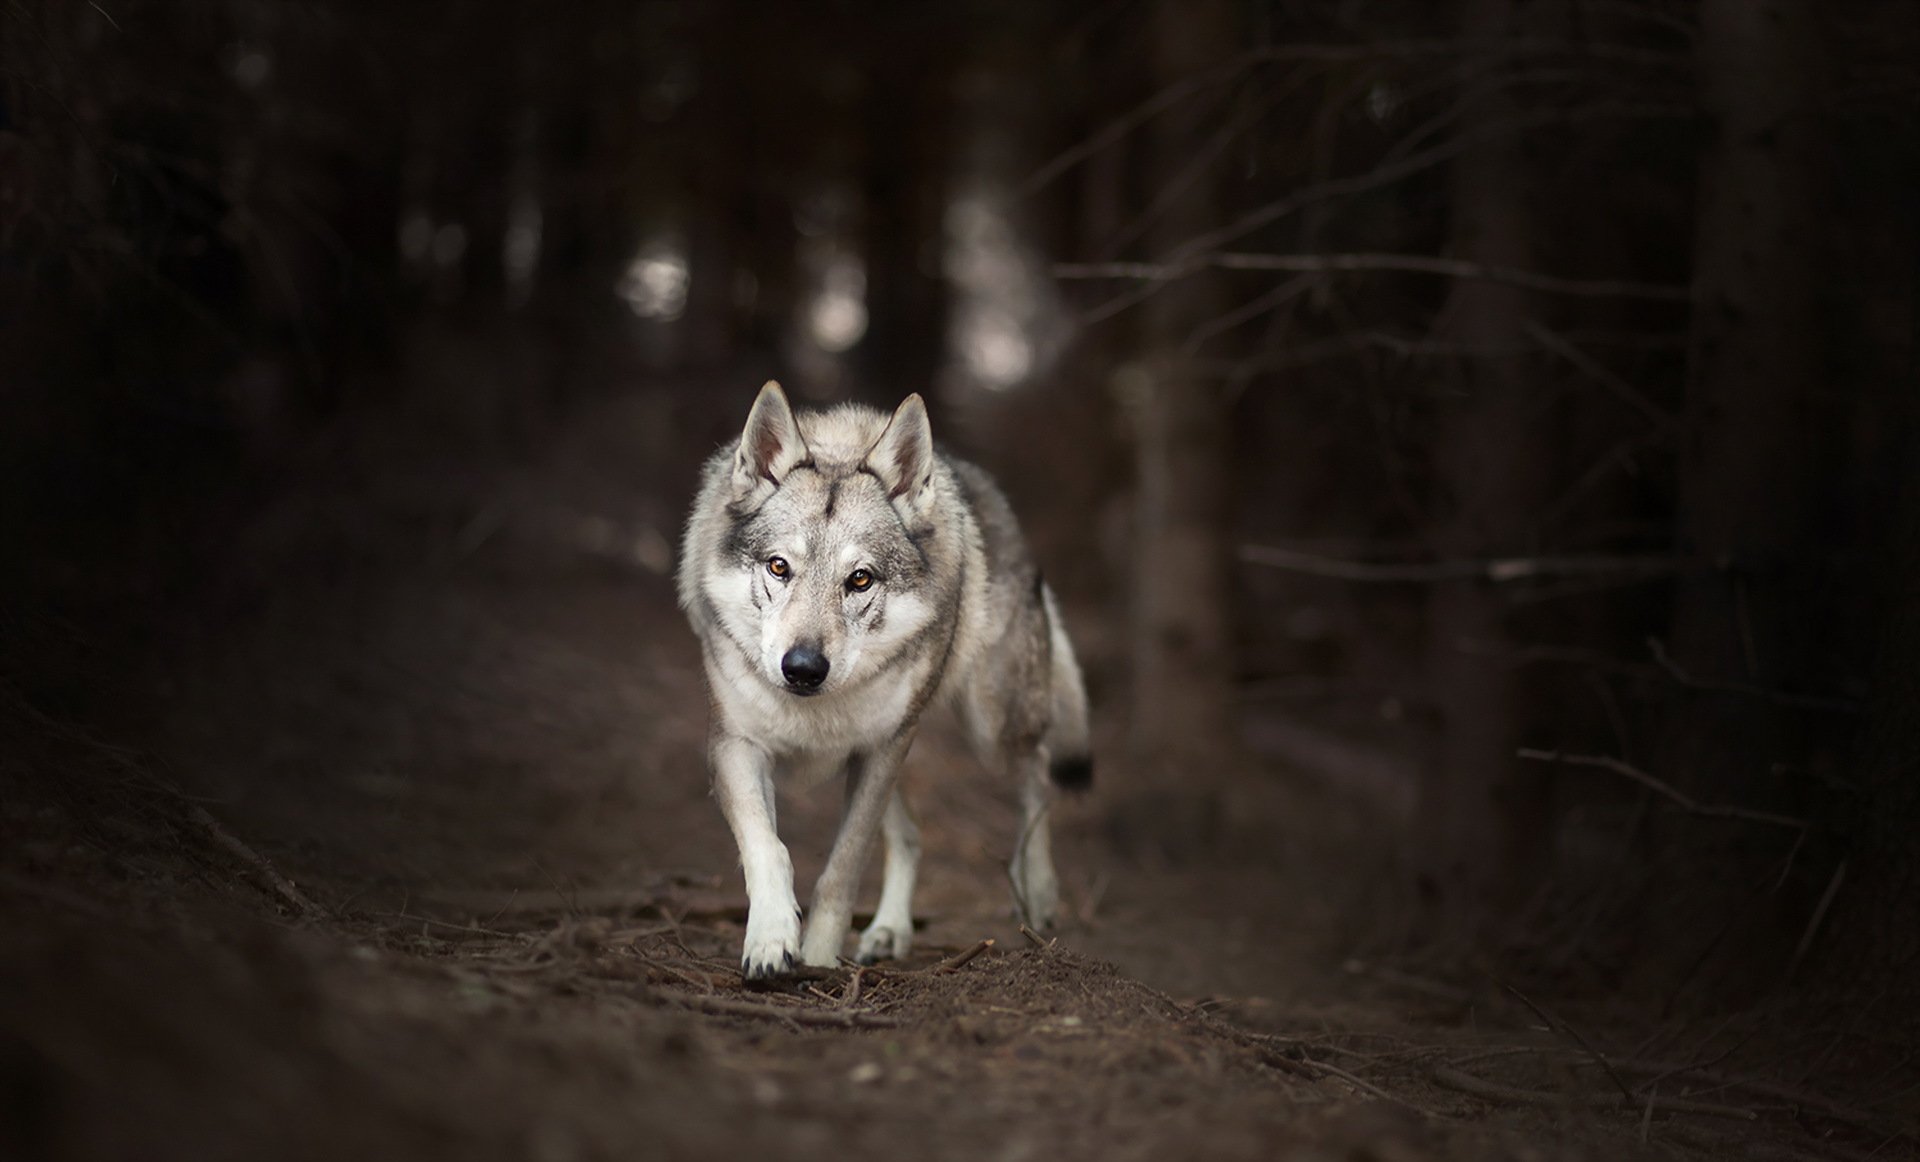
[780,646,830,689]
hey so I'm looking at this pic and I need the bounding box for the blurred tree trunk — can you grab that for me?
[1665,0,1823,793]
[1817,442,1920,1017]
[1416,0,1551,913]
[861,36,951,397]
[1816,224,1920,1017]
[1127,0,1240,772]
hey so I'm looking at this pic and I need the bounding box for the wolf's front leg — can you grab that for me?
[800,738,910,967]
[711,736,800,979]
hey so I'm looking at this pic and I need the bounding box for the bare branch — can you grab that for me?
[1018,59,1240,198]
[1786,861,1847,982]
[1525,321,1675,426]
[1646,637,1863,714]
[1056,251,1692,302]
[1238,544,1697,584]
[1023,34,1688,198]
[1517,749,1810,831]
[1171,102,1688,270]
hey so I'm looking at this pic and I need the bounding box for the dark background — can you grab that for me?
[3,0,1918,1157]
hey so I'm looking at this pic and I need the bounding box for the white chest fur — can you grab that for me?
[704,641,923,768]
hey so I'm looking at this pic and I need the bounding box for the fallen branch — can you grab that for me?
[669,992,901,1030]
[1607,1056,1903,1135]
[1517,749,1811,831]
[178,800,327,919]
[1313,1057,1447,1118]
[1432,1066,1757,1121]
[1505,986,1635,1102]
[936,938,997,973]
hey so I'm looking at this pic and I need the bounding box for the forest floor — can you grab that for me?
[1,395,1910,1162]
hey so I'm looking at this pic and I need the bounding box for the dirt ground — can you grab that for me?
[2,398,1911,1162]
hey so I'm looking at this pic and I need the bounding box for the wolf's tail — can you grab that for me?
[1040,584,1094,791]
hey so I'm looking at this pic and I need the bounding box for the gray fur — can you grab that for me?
[678,382,1092,978]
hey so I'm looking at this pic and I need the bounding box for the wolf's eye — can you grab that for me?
[766,556,790,579]
[846,569,873,592]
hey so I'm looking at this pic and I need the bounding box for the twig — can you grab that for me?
[372,911,519,940]
[1313,1057,1447,1118]
[935,938,997,973]
[1205,1019,1446,1116]
[179,801,326,919]
[1020,36,1679,199]
[668,993,901,1030]
[1517,749,1810,831]
[840,964,867,1007]
[1056,251,1693,303]
[1786,861,1848,983]
[1525,320,1673,426]
[1504,985,1634,1101]
[1072,101,1690,324]
[1239,544,1696,584]
[1018,925,1053,950]
[1431,1066,1757,1121]
[1647,637,1863,715]
[1469,1050,1901,1135]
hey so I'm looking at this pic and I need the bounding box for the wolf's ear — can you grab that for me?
[862,393,936,517]
[731,381,808,500]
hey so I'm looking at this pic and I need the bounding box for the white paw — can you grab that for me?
[855,920,912,964]
[741,907,801,981]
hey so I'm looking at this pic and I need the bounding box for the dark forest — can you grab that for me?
[3,1,1918,1158]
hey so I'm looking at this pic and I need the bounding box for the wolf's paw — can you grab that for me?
[855,922,912,965]
[740,908,802,981]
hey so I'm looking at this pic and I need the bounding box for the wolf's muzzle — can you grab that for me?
[780,645,830,692]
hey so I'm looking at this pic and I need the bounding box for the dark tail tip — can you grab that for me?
[1049,755,1094,792]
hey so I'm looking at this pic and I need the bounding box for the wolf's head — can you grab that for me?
[709,382,944,698]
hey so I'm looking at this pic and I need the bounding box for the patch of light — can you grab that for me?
[617,235,689,321]
[432,223,468,268]
[806,253,867,353]
[399,210,433,265]
[232,46,272,90]
[943,192,1060,392]
[961,312,1032,385]
[792,188,848,240]
[503,197,542,300]
[641,60,698,123]
[1366,83,1398,124]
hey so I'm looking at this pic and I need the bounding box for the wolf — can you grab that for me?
[677,381,1092,979]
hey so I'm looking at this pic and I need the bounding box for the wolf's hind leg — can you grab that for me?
[711,737,800,980]
[801,738,909,967]
[855,788,920,964]
[1009,748,1060,931]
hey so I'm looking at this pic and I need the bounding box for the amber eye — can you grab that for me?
[847,569,873,592]
[766,556,790,579]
